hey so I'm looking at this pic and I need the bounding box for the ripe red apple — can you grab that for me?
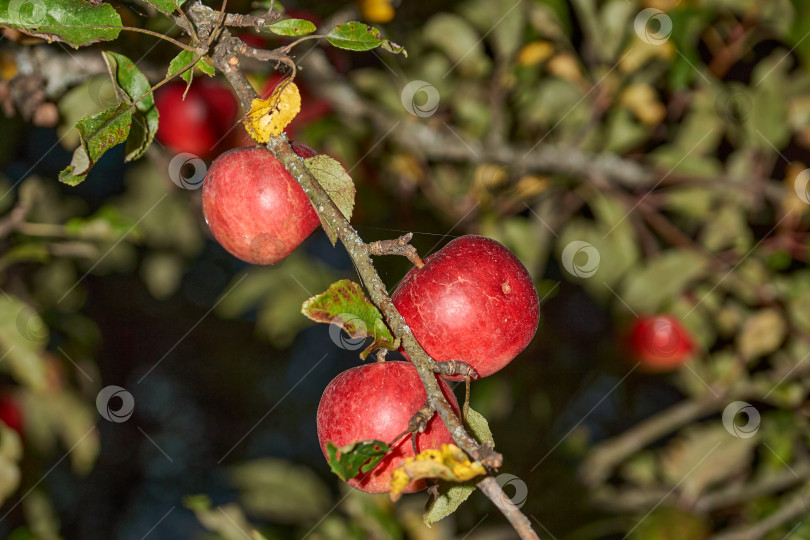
[627,315,695,372]
[202,143,320,264]
[317,361,460,494]
[392,236,540,379]
[155,79,239,159]
[0,393,23,436]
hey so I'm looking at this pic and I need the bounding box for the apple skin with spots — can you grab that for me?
[392,235,540,379]
[317,361,460,494]
[202,143,320,264]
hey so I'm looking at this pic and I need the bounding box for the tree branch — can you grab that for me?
[579,396,730,486]
[580,361,810,487]
[709,488,808,540]
[207,28,540,540]
[296,48,786,202]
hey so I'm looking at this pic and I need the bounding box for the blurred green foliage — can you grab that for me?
[1,0,810,538]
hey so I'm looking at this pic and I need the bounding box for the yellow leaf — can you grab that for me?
[389,444,486,502]
[620,36,674,73]
[358,0,395,23]
[783,161,809,216]
[243,80,301,144]
[620,83,666,125]
[643,0,681,10]
[517,40,553,67]
[388,154,424,186]
[474,164,507,190]
[547,53,582,83]
[513,175,549,199]
[0,50,17,81]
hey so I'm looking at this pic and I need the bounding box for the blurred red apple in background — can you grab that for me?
[0,393,23,436]
[627,315,696,372]
[155,79,240,159]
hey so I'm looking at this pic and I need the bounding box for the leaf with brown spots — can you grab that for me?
[301,279,397,359]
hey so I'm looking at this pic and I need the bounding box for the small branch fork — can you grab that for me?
[203,10,539,538]
[368,232,425,268]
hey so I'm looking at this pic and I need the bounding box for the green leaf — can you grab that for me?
[303,155,356,245]
[196,56,216,77]
[230,458,331,524]
[167,50,196,84]
[423,407,494,526]
[267,18,316,36]
[167,51,214,85]
[65,206,139,241]
[0,424,22,507]
[326,440,389,481]
[629,506,710,540]
[659,423,756,502]
[423,13,489,77]
[747,51,790,151]
[460,0,523,60]
[216,251,337,346]
[102,52,158,162]
[326,21,406,56]
[301,279,396,359]
[621,250,709,314]
[184,496,257,540]
[0,0,121,48]
[59,104,132,186]
[142,0,187,16]
[0,296,48,391]
[465,407,494,446]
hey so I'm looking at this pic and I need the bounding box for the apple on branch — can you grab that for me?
[317,361,460,494]
[392,235,540,379]
[202,143,320,264]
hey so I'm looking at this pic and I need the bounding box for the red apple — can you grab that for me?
[627,315,695,372]
[202,143,320,264]
[317,361,460,494]
[0,393,23,436]
[392,236,540,379]
[155,79,239,159]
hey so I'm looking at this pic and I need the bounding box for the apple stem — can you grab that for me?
[368,232,425,268]
[207,19,541,540]
[408,402,434,435]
